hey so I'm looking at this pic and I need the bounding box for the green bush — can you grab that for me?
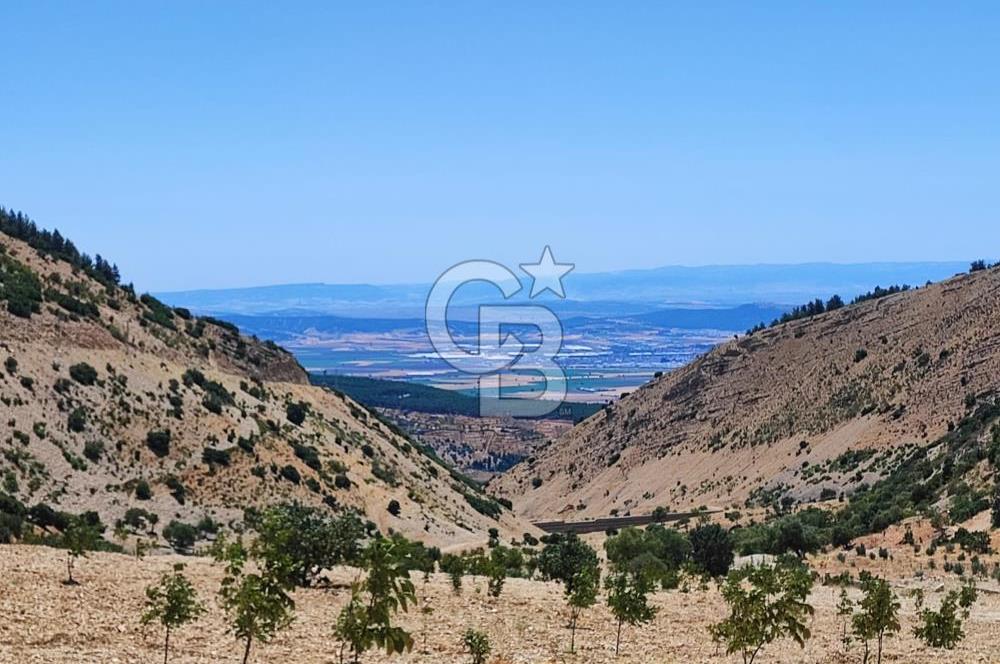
[146,430,171,457]
[67,407,88,433]
[135,480,152,500]
[689,523,734,577]
[162,520,198,553]
[69,362,98,385]
[286,401,308,426]
[83,440,105,462]
[202,447,232,467]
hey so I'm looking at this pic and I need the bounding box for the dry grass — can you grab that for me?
[3,544,1000,663]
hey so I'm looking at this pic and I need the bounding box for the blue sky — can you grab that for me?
[1,2,998,290]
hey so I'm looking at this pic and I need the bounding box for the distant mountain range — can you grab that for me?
[158,261,971,319]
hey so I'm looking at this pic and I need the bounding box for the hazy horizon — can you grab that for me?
[2,3,998,290]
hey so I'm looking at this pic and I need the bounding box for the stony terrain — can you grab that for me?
[494,265,1000,521]
[3,540,1000,664]
[380,408,573,482]
[0,227,527,549]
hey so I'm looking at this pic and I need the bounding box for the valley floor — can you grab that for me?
[2,544,1000,663]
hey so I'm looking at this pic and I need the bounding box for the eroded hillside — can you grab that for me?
[0,214,523,549]
[493,265,1000,521]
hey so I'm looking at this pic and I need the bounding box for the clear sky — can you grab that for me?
[1,2,998,291]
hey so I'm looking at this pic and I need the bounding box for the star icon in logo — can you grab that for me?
[520,246,574,299]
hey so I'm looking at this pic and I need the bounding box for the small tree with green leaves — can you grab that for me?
[63,517,99,585]
[836,587,855,653]
[440,553,465,594]
[142,563,205,664]
[214,536,295,664]
[566,564,600,653]
[334,537,416,663]
[486,547,507,598]
[710,558,814,664]
[852,574,900,664]
[606,570,657,655]
[463,629,491,664]
[913,580,978,649]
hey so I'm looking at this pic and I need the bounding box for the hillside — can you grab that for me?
[493,263,1000,521]
[0,210,524,550]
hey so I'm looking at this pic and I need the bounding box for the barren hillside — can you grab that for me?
[493,265,1000,521]
[0,214,524,549]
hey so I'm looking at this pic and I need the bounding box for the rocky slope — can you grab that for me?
[0,216,524,549]
[493,264,1000,521]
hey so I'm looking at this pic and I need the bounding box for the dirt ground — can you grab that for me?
[3,544,1000,664]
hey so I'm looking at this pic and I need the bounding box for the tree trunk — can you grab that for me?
[242,636,252,664]
[877,633,883,664]
[615,619,622,655]
[66,553,73,584]
[163,627,170,664]
[570,615,577,653]
[862,640,870,664]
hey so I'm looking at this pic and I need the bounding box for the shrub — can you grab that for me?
[334,474,351,490]
[387,499,401,516]
[292,444,321,471]
[463,629,491,664]
[538,533,600,593]
[162,520,198,554]
[27,502,70,531]
[689,523,734,577]
[914,581,978,649]
[122,507,158,531]
[83,440,105,462]
[146,430,171,458]
[279,465,301,484]
[202,447,232,467]
[247,504,365,587]
[135,480,152,500]
[67,407,88,433]
[69,362,98,385]
[285,401,308,426]
[165,476,187,504]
